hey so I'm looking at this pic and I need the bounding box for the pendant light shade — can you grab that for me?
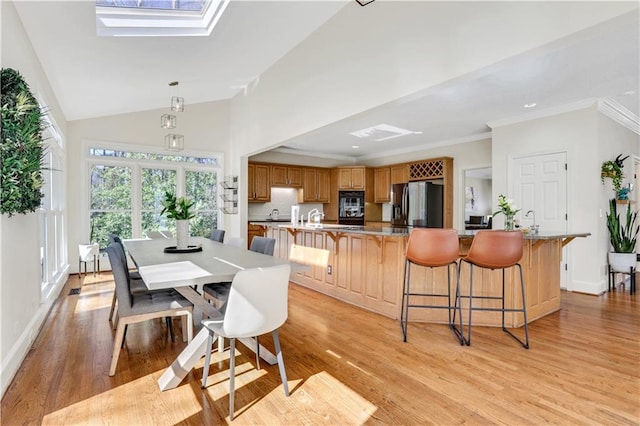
[165,134,184,151]
[164,82,185,151]
[170,96,184,112]
[161,114,176,129]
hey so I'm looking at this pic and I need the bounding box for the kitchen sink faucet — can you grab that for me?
[308,208,324,224]
[525,210,538,234]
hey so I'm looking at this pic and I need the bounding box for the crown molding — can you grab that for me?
[487,98,598,129]
[270,147,358,163]
[597,98,640,135]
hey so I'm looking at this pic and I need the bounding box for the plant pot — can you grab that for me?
[608,252,637,273]
[176,219,190,249]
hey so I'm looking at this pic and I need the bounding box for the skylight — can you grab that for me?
[96,0,230,37]
[97,1,207,13]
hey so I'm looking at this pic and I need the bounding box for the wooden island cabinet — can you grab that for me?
[257,222,589,327]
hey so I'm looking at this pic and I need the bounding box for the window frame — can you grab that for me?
[82,140,223,245]
[40,112,67,302]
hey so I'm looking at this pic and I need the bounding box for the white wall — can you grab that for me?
[66,100,231,269]
[0,0,68,397]
[492,104,639,294]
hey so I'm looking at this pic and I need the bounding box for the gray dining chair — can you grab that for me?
[209,229,226,243]
[108,234,147,322]
[201,263,291,420]
[106,243,194,376]
[108,238,180,341]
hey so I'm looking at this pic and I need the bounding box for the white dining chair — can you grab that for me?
[201,263,291,420]
[78,243,100,277]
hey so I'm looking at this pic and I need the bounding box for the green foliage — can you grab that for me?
[606,199,639,253]
[1,68,46,216]
[601,160,623,192]
[89,164,217,246]
[160,191,195,220]
[492,194,521,217]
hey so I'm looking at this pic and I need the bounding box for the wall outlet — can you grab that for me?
[327,265,332,275]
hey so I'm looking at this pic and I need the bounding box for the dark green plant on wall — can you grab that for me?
[1,68,46,216]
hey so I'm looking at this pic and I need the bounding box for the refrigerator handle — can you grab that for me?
[402,185,408,223]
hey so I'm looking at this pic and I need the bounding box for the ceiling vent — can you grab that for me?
[349,124,422,141]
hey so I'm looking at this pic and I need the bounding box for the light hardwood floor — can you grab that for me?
[1,273,639,425]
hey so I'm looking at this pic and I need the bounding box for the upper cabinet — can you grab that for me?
[270,165,303,187]
[390,163,410,184]
[248,163,270,202]
[338,167,366,190]
[303,168,330,203]
[374,167,391,203]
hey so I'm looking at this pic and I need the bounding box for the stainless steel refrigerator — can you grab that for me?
[391,181,444,227]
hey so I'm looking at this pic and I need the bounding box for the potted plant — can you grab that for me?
[492,194,521,230]
[161,191,195,249]
[601,154,629,196]
[606,198,639,272]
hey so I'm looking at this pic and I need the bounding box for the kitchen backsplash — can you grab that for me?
[248,187,323,221]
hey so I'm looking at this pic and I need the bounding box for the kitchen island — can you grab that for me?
[253,222,589,327]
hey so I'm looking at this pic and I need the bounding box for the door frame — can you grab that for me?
[460,164,492,231]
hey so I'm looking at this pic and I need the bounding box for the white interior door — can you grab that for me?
[512,151,568,286]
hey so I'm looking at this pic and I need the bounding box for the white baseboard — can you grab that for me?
[569,278,607,295]
[0,268,69,398]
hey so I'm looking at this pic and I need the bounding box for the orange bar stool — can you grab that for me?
[452,230,529,349]
[400,228,461,343]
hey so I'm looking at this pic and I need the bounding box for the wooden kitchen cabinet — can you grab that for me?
[247,224,267,249]
[374,167,391,203]
[271,164,303,187]
[338,167,366,190]
[317,168,330,202]
[248,163,270,202]
[302,168,331,203]
[390,163,409,184]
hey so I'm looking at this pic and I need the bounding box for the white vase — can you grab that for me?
[176,219,190,249]
[608,252,637,273]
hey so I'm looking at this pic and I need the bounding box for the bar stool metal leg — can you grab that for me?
[400,259,411,342]
[501,264,529,348]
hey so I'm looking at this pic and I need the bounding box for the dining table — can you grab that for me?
[124,236,296,391]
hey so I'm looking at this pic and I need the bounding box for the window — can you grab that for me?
[87,144,221,248]
[40,114,67,301]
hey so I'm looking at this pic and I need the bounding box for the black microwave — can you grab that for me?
[338,191,365,225]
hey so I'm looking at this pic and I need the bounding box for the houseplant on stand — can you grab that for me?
[606,198,639,273]
[161,191,195,249]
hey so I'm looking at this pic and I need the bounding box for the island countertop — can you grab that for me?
[250,221,590,240]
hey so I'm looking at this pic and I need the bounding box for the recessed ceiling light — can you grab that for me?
[524,103,537,108]
[352,145,360,149]
[622,91,636,96]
